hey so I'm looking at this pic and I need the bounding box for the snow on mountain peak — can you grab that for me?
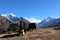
[1,13,19,23]
[1,13,16,17]
[24,17,41,23]
[45,16,54,22]
[1,14,7,17]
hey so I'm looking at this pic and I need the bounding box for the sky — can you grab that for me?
[0,0,60,21]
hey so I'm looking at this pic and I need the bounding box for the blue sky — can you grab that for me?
[0,0,60,20]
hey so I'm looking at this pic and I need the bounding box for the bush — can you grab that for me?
[8,23,19,32]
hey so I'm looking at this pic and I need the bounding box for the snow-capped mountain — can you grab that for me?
[1,14,41,23]
[55,18,60,27]
[20,17,30,23]
[0,14,30,30]
[1,14,20,23]
[38,16,57,28]
[45,16,54,22]
[24,17,41,23]
[1,14,60,28]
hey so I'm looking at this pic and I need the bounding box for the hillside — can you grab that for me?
[0,16,11,30]
[0,28,60,40]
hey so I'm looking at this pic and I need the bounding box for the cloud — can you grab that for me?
[24,17,41,23]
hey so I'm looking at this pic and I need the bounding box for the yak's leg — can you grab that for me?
[22,29,25,36]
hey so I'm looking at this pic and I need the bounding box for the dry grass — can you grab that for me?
[0,28,60,40]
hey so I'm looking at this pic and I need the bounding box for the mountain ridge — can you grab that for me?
[38,16,60,28]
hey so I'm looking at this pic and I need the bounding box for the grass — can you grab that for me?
[0,28,60,40]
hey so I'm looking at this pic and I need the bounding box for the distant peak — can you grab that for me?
[8,13,16,17]
[44,16,54,22]
[1,13,16,17]
[46,16,53,19]
[24,17,41,23]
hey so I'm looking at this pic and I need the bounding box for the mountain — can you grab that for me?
[20,17,30,23]
[1,14,60,29]
[1,14,30,24]
[38,16,57,28]
[1,14,20,23]
[54,18,60,27]
[0,14,30,33]
[0,15,11,30]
